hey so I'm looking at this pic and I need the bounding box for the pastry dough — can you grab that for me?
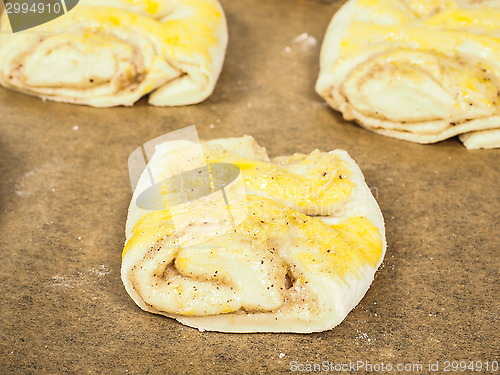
[121,136,386,333]
[459,128,500,149]
[316,0,500,148]
[0,0,227,107]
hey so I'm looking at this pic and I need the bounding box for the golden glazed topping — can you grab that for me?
[208,151,354,216]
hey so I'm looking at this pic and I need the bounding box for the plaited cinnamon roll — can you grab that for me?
[0,0,227,106]
[316,0,500,149]
[122,136,386,333]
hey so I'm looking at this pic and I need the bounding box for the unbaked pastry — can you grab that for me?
[121,136,386,333]
[316,0,500,149]
[0,0,227,107]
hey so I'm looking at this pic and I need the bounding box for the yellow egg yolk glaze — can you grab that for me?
[123,196,383,282]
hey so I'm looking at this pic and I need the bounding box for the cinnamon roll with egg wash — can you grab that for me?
[121,136,386,333]
[0,0,227,107]
[316,0,500,149]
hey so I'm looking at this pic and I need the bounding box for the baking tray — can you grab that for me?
[1,0,498,373]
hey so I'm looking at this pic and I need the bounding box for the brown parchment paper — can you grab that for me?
[0,0,498,373]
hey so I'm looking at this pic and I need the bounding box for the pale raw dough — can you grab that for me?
[121,136,386,333]
[459,128,500,149]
